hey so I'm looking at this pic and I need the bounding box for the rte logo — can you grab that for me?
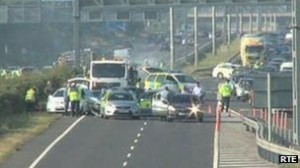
[279,155,298,163]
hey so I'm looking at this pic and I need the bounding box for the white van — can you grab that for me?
[280,62,292,72]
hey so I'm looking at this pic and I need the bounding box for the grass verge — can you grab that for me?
[183,39,240,75]
[0,113,60,165]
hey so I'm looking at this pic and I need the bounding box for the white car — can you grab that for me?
[46,86,101,114]
[46,88,69,113]
[100,90,141,119]
[280,61,292,72]
[212,63,241,79]
[235,77,253,101]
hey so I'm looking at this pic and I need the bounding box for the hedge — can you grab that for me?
[0,66,75,115]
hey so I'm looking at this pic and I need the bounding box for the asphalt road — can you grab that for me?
[0,39,216,168]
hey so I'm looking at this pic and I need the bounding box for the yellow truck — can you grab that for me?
[240,34,265,67]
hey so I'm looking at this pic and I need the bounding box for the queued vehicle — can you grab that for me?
[234,77,253,101]
[151,92,204,122]
[144,72,198,93]
[100,89,141,119]
[212,62,241,79]
[46,85,101,115]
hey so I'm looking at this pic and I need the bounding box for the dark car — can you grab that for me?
[152,93,204,122]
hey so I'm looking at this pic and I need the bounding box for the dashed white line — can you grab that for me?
[122,161,128,167]
[121,122,148,167]
[28,116,86,168]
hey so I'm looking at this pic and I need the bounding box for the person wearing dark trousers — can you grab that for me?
[25,86,37,112]
[63,83,70,116]
[219,79,233,116]
[69,83,80,117]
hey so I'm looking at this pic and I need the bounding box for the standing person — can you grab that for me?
[69,83,80,117]
[63,83,70,116]
[219,78,233,115]
[25,86,36,112]
[160,86,170,102]
[44,80,55,96]
[192,82,205,104]
[135,78,141,88]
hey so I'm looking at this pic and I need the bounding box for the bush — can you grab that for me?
[0,66,74,115]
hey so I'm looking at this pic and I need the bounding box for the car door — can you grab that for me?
[138,92,154,114]
[151,92,168,116]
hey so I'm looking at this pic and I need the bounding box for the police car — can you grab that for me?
[144,72,197,93]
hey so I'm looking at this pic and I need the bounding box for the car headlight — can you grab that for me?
[168,106,176,111]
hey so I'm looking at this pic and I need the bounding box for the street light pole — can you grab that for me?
[73,0,80,70]
[194,6,198,66]
[169,7,174,71]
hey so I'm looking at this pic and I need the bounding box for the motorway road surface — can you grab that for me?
[1,117,215,168]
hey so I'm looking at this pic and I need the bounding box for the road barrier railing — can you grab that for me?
[230,109,300,165]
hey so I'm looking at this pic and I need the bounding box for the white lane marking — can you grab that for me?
[143,122,147,126]
[122,161,128,167]
[140,127,144,131]
[213,120,219,168]
[127,153,131,158]
[134,139,138,143]
[28,116,86,168]
[130,146,135,150]
[137,133,141,137]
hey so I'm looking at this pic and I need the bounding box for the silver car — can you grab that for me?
[100,90,141,119]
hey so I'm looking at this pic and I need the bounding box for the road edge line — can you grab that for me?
[28,115,86,168]
[213,118,219,168]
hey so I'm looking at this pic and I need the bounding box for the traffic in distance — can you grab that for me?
[212,31,292,106]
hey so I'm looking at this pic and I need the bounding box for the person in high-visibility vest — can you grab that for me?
[25,86,36,112]
[68,83,80,117]
[218,79,233,114]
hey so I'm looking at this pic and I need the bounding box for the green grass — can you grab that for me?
[0,113,60,165]
[183,39,240,74]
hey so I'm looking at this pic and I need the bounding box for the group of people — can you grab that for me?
[63,82,85,117]
[159,81,206,104]
[24,80,85,117]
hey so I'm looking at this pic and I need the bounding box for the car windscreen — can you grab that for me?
[174,75,196,83]
[145,68,163,73]
[168,95,192,104]
[245,46,264,53]
[92,63,125,78]
[108,93,134,101]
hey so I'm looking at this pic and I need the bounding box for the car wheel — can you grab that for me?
[166,116,173,122]
[217,72,224,79]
